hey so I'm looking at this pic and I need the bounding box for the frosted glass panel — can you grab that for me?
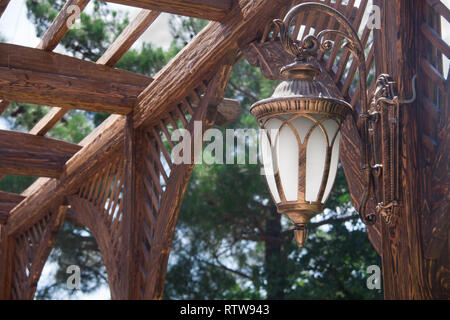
[290,116,314,144]
[260,119,282,203]
[321,119,340,146]
[305,125,327,202]
[322,132,341,203]
[277,124,299,201]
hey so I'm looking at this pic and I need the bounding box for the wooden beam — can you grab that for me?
[37,0,90,51]
[0,192,24,224]
[0,130,81,178]
[7,0,293,241]
[0,43,152,114]
[101,0,232,21]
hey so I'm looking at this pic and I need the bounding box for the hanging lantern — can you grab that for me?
[250,7,356,247]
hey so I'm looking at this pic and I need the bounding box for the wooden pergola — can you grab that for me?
[0,0,448,300]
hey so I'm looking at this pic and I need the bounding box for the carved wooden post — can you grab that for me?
[373,0,449,299]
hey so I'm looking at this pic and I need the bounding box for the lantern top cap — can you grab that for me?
[280,60,321,80]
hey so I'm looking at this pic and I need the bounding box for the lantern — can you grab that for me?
[251,59,351,247]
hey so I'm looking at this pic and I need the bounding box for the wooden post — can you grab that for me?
[373,0,446,299]
[120,115,143,299]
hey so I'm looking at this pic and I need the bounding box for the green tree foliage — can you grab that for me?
[3,4,383,299]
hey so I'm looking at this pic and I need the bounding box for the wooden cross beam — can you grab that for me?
[0,130,81,178]
[0,43,152,114]
[101,0,232,21]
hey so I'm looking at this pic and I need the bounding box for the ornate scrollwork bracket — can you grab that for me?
[376,201,399,226]
[368,74,402,227]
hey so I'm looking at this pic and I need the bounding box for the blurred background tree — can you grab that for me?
[0,0,382,300]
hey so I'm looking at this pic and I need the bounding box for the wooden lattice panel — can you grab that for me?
[9,207,65,300]
[135,83,211,299]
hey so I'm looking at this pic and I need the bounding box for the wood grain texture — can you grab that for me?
[101,0,232,21]
[0,192,24,224]
[0,67,139,114]
[0,205,66,299]
[0,130,81,178]
[0,43,152,114]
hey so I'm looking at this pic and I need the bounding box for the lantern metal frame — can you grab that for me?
[251,2,403,246]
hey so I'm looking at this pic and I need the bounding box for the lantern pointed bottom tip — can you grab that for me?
[294,224,308,248]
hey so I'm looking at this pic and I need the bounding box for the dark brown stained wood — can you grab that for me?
[0,43,151,88]
[425,0,450,22]
[7,114,126,236]
[373,0,447,299]
[0,0,10,19]
[215,98,241,126]
[97,10,160,67]
[101,0,232,21]
[0,43,153,114]
[0,67,140,114]
[0,192,25,224]
[8,0,292,202]
[420,58,446,92]
[0,130,81,178]
[0,99,8,115]
[0,205,66,299]
[120,115,142,299]
[37,0,90,51]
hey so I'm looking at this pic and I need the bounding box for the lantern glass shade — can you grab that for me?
[259,113,342,207]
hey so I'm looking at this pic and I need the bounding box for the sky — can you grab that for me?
[0,0,449,300]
